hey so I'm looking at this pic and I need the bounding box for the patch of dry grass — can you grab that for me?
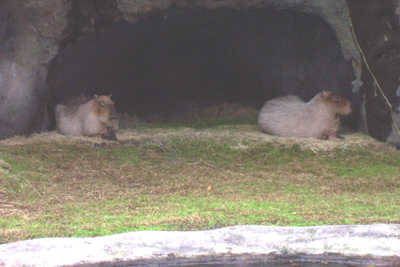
[0,121,399,243]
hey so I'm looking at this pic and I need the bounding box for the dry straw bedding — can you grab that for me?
[0,102,383,152]
[0,126,386,153]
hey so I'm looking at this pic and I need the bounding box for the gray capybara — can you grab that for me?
[55,94,119,141]
[258,91,351,140]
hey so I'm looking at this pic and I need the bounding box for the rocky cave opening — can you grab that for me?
[47,7,357,129]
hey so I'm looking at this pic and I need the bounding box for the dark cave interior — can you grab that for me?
[47,7,357,128]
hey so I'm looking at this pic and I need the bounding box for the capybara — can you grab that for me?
[55,94,119,140]
[258,91,352,139]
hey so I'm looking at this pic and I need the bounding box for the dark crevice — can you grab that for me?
[48,8,357,129]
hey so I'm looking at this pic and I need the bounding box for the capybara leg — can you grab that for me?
[101,132,117,141]
[328,134,344,140]
[317,133,329,140]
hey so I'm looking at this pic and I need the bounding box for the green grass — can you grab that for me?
[143,117,258,130]
[1,122,400,243]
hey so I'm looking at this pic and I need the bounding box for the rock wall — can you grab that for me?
[347,0,400,145]
[0,1,69,138]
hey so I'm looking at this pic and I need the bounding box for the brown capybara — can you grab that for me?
[258,91,352,140]
[55,94,119,141]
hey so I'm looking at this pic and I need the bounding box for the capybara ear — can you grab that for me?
[321,91,329,99]
[94,94,99,100]
[109,94,112,98]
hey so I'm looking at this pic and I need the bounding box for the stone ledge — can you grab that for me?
[1,224,399,266]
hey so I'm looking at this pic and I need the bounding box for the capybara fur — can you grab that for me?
[55,94,119,140]
[258,91,352,139]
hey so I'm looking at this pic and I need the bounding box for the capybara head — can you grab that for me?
[93,94,118,127]
[320,91,352,116]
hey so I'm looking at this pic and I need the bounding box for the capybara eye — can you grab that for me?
[99,102,105,108]
[333,95,341,101]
